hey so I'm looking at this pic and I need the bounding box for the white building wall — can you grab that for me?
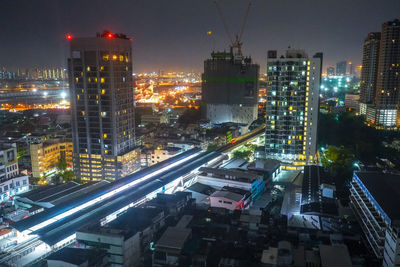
[0,175,29,203]
[207,104,257,126]
[210,196,238,210]
[76,230,143,267]
[383,228,400,267]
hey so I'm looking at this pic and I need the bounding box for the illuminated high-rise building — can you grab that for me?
[374,19,400,127]
[68,31,139,181]
[265,49,322,168]
[360,20,400,128]
[359,32,381,115]
[202,42,259,126]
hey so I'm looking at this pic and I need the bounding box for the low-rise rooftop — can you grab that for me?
[78,207,164,240]
[46,247,106,266]
[198,167,262,183]
[156,226,192,251]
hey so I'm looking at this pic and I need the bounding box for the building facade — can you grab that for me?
[350,172,400,267]
[202,46,260,126]
[0,143,29,203]
[336,61,347,76]
[359,32,381,116]
[77,207,164,266]
[149,147,181,166]
[0,143,19,180]
[374,20,400,128]
[265,49,322,167]
[30,139,73,178]
[359,20,400,128]
[68,31,139,181]
[326,66,335,76]
[0,175,29,203]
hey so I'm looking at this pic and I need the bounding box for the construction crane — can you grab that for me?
[213,0,252,56]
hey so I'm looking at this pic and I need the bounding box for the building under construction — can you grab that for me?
[202,1,259,127]
[202,44,259,126]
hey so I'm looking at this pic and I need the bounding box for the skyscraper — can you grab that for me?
[359,32,381,115]
[265,49,322,168]
[326,66,335,76]
[68,31,139,181]
[201,43,259,126]
[359,20,400,128]
[374,19,400,127]
[348,62,355,76]
[336,61,347,76]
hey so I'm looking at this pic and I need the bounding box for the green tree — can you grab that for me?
[232,149,253,161]
[321,146,354,175]
[207,144,218,151]
[56,157,67,172]
[63,170,75,182]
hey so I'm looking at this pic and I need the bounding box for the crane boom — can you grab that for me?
[213,0,234,45]
[239,1,252,41]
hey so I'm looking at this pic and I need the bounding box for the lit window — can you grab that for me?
[100,77,105,83]
[101,89,106,95]
[102,55,109,61]
[100,66,104,71]
[75,77,79,83]
[86,66,90,71]
[103,133,108,139]
[119,55,124,61]
[112,55,118,60]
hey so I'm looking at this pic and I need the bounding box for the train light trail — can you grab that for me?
[23,150,201,234]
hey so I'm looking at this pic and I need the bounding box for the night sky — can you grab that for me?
[1,0,399,73]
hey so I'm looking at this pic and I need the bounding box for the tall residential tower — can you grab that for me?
[68,31,139,181]
[264,49,322,168]
[359,19,400,128]
[374,20,400,127]
[359,32,381,115]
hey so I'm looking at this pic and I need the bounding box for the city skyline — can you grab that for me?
[1,0,399,72]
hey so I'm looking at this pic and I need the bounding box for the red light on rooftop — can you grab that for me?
[107,33,113,39]
[129,38,133,42]
[66,34,72,40]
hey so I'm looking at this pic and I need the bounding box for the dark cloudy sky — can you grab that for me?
[0,0,399,73]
